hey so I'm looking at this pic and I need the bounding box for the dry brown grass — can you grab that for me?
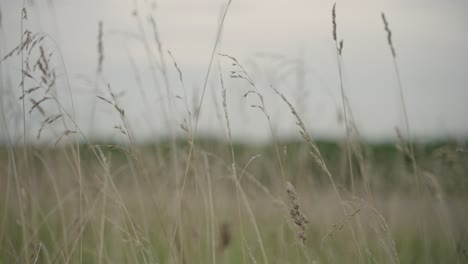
[0,3,467,264]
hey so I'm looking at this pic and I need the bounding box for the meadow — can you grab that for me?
[0,1,467,263]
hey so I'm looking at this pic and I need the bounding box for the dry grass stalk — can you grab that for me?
[20,86,41,100]
[272,88,329,178]
[54,130,78,146]
[220,53,287,187]
[29,98,45,116]
[381,13,396,58]
[382,13,419,200]
[218,60,248,262]
[218,57,271,264]
[201,153,217,264]
[37,114,62,140]
[192,0,232,133]
[97,85,125,118]
[2,25,73,146]
[168,51,184,88]
[338,39,344,55]
[286,182,308,245]
[97,84,132,141]
[351,198,401,264]
[168,50,193,136]
[331,3,353,193]
[273,87,364,261]
[29,97,51,115]
[0,31,34,63]
[332,3,337,41]
[97,21,104,74]
[321,207,362,247]
[148,16,163,53]
[170,4,233,259]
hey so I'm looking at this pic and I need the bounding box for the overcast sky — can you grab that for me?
[1,0,467,144]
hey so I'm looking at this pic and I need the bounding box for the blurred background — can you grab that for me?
[1,0,467,144]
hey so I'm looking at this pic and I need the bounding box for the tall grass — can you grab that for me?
[0,2,467,264]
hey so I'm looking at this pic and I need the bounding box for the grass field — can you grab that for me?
[1,1,468,263]
[1,140,467,263]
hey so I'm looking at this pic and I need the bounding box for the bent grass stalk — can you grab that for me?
[273,87,366,262]
[332,3,354,194]
[171,1,232,261]
[220,60,270,264]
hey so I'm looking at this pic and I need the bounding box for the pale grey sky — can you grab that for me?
[0,0,467,144]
